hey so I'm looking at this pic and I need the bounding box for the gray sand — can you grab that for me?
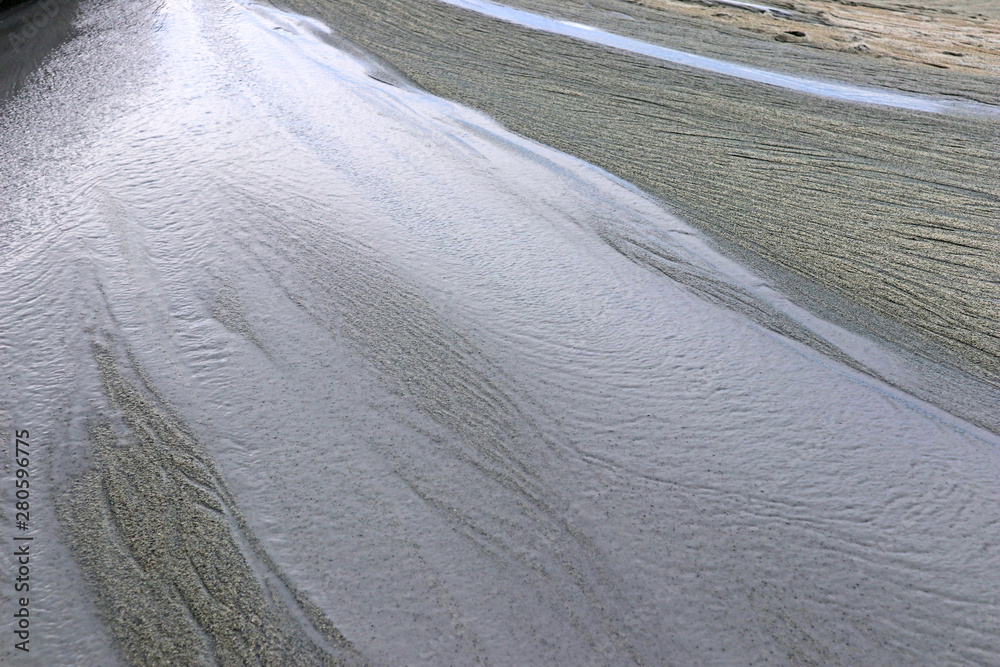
[282,0,1000,431]
[1,0,998,664]
[58,343,360,665]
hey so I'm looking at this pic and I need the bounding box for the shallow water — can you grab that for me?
[1,0,999,664]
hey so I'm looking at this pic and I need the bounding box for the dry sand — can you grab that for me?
[631,0,1000,75]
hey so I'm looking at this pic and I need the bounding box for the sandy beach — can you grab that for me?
[1,0,998,664]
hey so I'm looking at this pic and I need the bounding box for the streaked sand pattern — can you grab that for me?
[286,0,1000,429]
[58,343,361,666]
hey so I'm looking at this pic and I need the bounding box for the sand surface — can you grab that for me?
[286,0,1000,434]
[0,0,998,664]
[630,0,1000,75]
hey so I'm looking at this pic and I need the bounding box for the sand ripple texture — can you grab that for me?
[287,0,1000,434]
[0,0,999,665]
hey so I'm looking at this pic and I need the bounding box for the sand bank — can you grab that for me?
[285,0,1000,433]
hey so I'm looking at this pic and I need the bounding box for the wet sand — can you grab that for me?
[58,343,360,666]
[284,0,1000,433]
[1,0,999,664]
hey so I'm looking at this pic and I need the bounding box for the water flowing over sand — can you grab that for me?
[1,0,998,664]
